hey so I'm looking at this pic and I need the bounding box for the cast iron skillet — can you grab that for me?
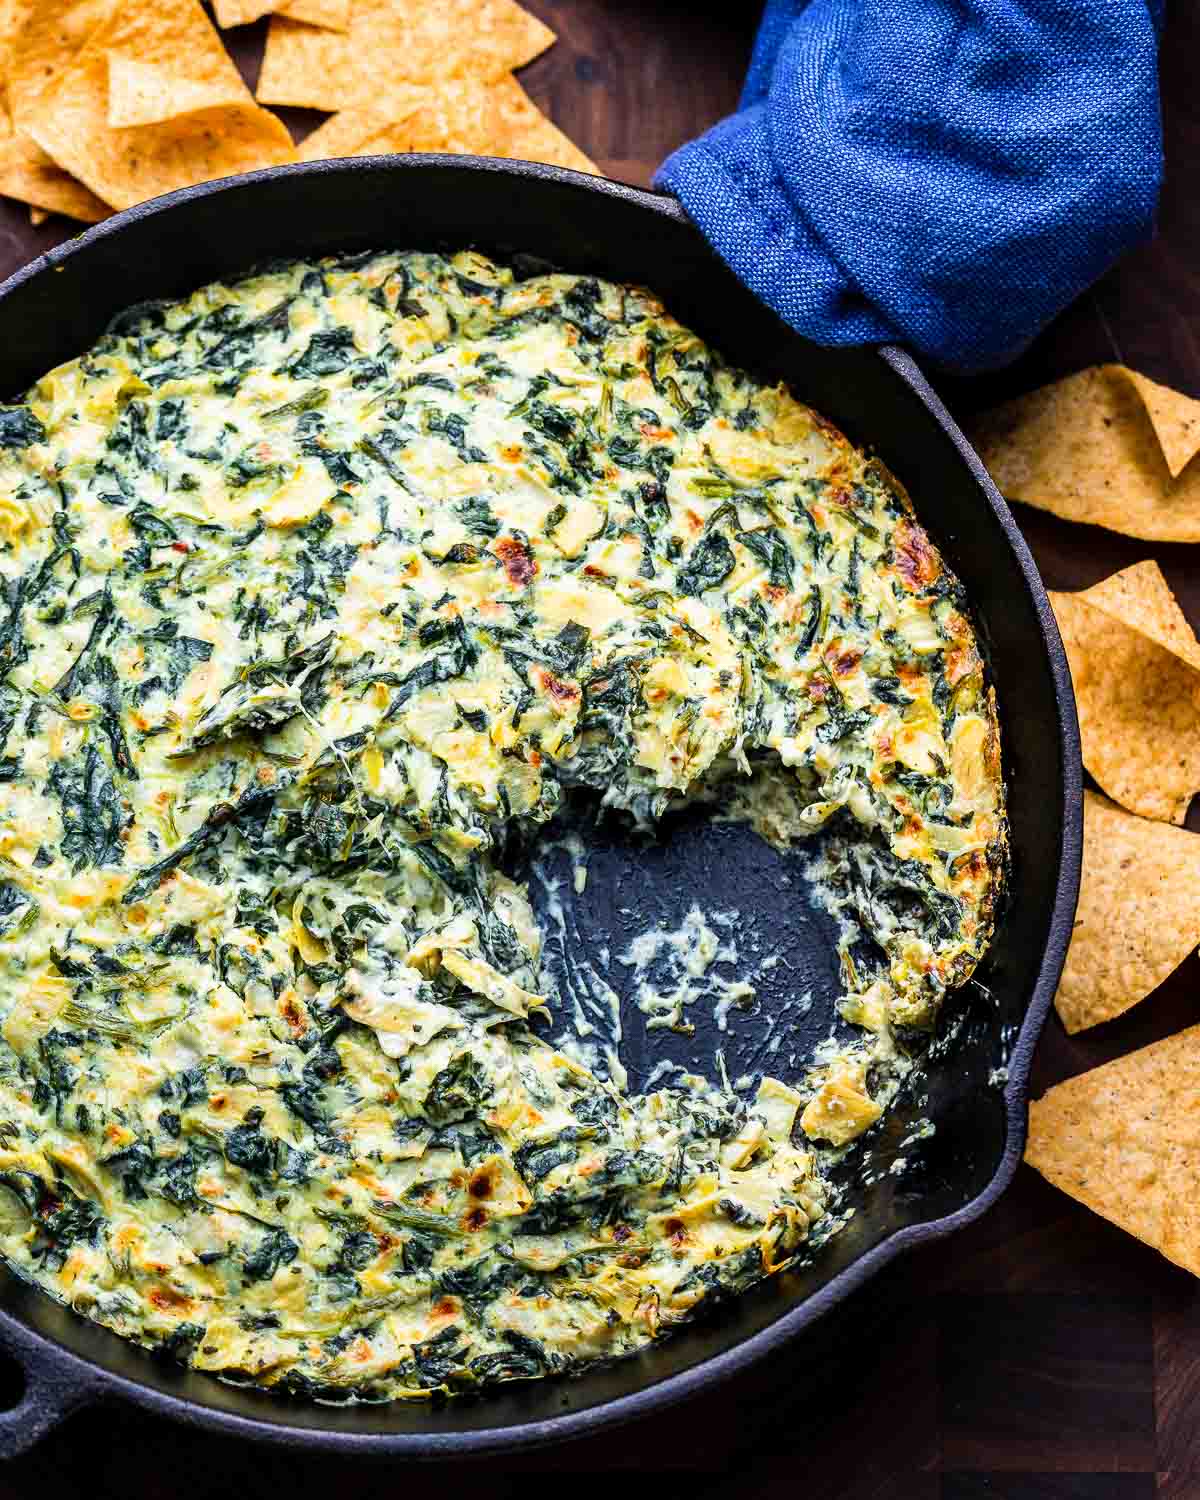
[0,157,1081,1458]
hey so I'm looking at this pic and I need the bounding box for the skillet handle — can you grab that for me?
[0,1320,98,1459]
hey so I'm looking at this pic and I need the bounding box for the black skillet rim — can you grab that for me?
[0,156,1083,1457]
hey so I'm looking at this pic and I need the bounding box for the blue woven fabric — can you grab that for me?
[655,0,1163,372]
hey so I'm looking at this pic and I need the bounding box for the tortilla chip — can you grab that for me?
[100,0,252,123]
[0,68,108,221]
[1077,559,1200,672]
[257,0,555,111]
[1124,369,1200,480]
[1050,564,1200,825]
[298,76,597,174]
[212,0,350,29]
[105,55,248,129]
[210,0,270,25]
[465,74,596,173]
[278,0,351,27]
[0,127,109,220]
[28,98,295,212]
[295,96,423,161]
[1026,1024,1200,1275]
[23,0,295,211]
[7,0,113,126]
[1055,792,1200,1032]
[970,365,1200,542]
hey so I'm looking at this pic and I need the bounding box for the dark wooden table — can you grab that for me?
[1,5,1197,1495]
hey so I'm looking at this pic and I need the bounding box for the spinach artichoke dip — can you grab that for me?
[0,249,1004,1402]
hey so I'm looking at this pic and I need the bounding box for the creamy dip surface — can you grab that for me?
[0,249,1004,1400]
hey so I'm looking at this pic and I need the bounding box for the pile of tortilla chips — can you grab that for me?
[0,0,593,224]
[1044,555,1200,1036]
[295,75,594,173]
[259,0,593,173]
[977,365,1200,1274]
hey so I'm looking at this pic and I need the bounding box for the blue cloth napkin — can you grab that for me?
[655,0,1163,372]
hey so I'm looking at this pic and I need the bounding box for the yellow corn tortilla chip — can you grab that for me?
[296,96,425,161]
[1026,1023,1200,1275]
[278,0,351,27]
[23,0,295,211]
[1124,369,1200,480]
[7,0,113,126]
[970,365,1200,542]
[0,127,109,220]
[298,76,597,174]
[257,0,555,112]
[1050,565,1200,825]
[105,55,248,129]
[1055,792,1200,1032]
[212,0,350,30]
[211,0,270,25]
[28,97,296,212]
[1077,558,1200,672]
[98,0,253,123]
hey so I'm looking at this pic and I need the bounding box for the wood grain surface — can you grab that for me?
[0,4,1197,1496]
